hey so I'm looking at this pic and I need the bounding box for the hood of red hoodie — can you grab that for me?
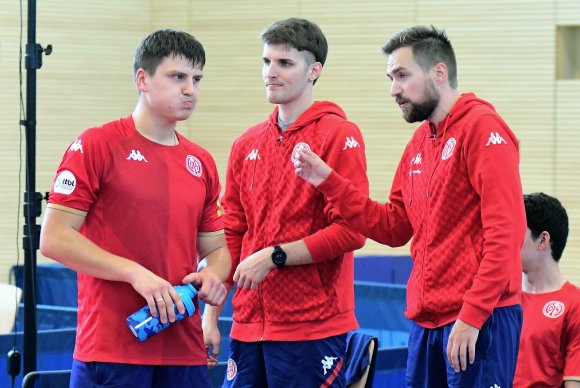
[431,92,496,137]
[267,100,348,131]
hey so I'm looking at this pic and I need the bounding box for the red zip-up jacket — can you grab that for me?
[317,93,525,329]
[223,101,368,341]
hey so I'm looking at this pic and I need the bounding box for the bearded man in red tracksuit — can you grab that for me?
[202,18,369,387]
[295,25,526,388]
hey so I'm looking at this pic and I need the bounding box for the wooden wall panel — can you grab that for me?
[555,81,580,284]
[0,1,150,283]
[0,2,26,284]
[0,0,578,284]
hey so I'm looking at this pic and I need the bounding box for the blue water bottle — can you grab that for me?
[126,283,197,341]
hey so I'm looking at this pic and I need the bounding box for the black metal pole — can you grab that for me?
[22,0,39,375]
[22,0,51,376]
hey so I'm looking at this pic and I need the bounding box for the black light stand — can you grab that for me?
[21,0,52,376]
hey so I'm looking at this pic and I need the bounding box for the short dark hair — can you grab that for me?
[523,192,569,262]
[382,25,458,88]
[261,17,328,68]
[133,29,205,76]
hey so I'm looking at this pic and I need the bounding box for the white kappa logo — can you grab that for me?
[342,136,360,150]
[53,170,76,195]
[68,139,84,154]
[245,149,260,161]
[321,356,338,375]
[226,358,237,381]
[126,150,148,162]
[291,142,311,164]
[441,138,456,160]
[543,300,565,319]
[485,132,507,146]
[185,155,203,177]
[411,153,422,165]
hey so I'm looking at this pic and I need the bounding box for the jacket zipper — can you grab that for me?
[258,129,284,341]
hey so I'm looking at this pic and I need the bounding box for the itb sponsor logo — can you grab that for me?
[53,170,76,195]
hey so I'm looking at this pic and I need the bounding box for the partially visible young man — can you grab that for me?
[40,30,230,388]
[513,192,580,387]
[295,25,525,387]
[203,18,368,387]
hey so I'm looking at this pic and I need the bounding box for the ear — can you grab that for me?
[538,231,551,251]
[309,62,323,83]
[135,68,148,93]
[432,62,448,85]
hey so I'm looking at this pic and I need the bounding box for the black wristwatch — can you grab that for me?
[271,245,287,270]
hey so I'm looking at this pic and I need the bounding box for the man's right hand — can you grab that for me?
[294,148,332,187]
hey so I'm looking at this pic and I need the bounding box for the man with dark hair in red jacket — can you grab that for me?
[295,25,526,387]
[203,17,368,387]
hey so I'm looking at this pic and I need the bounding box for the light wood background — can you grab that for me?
[1,1,579,285]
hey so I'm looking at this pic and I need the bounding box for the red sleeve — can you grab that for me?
[564,287,580,380]
[198,155,224,234]
[303,121,369,262]
[315,153,413,248]
[48,129,104,212]
[458,114,525,327]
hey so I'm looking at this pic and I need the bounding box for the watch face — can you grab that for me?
[272,251,286,264]
[272,246,286,268]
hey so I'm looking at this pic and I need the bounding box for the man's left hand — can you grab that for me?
[446,318,480,372]
[182,272,227,306]
[233,248,275,290]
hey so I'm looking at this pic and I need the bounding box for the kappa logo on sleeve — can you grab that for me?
[485,132,507,146]
[68,139,83,154]
[342,136,360,150]
[53,170,76,195]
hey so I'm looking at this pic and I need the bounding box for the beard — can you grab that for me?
[398,80,439,123]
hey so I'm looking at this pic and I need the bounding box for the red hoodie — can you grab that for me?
[318,93,525,329]
[223,101,369,341]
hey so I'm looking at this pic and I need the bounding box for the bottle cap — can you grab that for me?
[175,283,197,316]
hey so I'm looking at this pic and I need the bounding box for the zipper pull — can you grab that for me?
[277,135,283,142]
